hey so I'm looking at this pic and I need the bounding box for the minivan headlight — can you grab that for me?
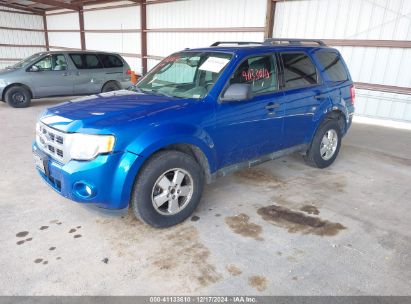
[67,133,115,160]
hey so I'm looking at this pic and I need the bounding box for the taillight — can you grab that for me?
[350,85,355,105]
[126,69,131,75]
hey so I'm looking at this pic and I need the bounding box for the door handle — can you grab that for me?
[265,103,280,110]
[314,94,328,100]
[62,72,69,76]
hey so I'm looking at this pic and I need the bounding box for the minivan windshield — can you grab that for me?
[10,53,44,69]
[136,52,232,99]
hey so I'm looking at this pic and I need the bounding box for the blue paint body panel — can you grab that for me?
[34,44,355,210]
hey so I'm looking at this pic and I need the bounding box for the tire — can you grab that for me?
[304,119,342,168]
[5,86,31,108]
[131,150,204,228]
[101,81,121,93]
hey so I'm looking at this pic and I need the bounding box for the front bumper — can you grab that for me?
[32,142,143,209]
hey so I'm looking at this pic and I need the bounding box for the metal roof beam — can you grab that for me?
[30,0,80,11]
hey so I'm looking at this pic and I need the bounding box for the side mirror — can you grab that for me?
[29,66,40,72]
[221,83,252,102]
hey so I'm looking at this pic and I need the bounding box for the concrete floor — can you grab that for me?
[0,98,410,296]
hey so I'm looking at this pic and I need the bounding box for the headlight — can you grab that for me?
[67,133,115,160]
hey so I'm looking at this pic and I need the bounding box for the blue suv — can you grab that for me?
[33,39,355,227]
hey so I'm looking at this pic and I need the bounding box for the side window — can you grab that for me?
[69,54,102,69]
[52,54,67,71]
[31,54,67,71]
[230,55,278,94]
[281,53,318,89]
[70,54,83,69]
[84,54,102,69]
[98,54,123,68]
[32,56,52,71]
[315,51,348,82]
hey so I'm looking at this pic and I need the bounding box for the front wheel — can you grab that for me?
[5,86,31,108]
[304,120,342,168]
[131,151,204,228]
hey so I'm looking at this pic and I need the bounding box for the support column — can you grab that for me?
[264,0,276,39]
[43,14,49,51]
[79,6,86,50]
[140,0,148,75]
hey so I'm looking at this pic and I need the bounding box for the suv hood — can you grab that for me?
[40,90,188,133]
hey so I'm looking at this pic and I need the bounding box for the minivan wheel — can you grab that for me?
[5,86,31,108]
[131,150,204,228]
[101,81,121,93]
[304,120,342,168]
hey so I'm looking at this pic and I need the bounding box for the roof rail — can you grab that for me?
[210,41,264,46]
[263,38,326,46]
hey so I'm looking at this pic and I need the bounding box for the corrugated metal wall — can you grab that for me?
[45,1,142,73]
[0,5,45,69]
[273,0,411,122]
[47,11,81,50]
[146,0,266,70]
[84,3,142,74]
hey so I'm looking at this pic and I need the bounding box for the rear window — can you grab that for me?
[69,54,103,69]
[281,52,318,89]
[315,51,348,82]
[98,54,123,68]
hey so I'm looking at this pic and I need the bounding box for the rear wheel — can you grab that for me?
[5,86,31,108]
[101,81,121,93]
[131,151,204,228]
[304,120,342,168]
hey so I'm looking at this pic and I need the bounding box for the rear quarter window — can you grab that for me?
[281,52,318,89]
[315,51,348,82]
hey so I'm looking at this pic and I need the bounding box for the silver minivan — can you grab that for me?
[0,51,133,108]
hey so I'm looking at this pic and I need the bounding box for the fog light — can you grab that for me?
[73,181,96,199]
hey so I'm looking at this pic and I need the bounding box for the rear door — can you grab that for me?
[69,53,105,95]
[213,54,285,168]
[28,54,74,97]
[98,53,126,85]
[279,51,331,148]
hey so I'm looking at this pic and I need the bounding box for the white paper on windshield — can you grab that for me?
[199,57,229,73]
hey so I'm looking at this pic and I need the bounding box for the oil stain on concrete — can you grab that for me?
[150,225,222,288]
[225,213,263,241]
[300,205,320,215]
[257,205,345,236]
[226,264,242,276]
[234,168,284,189]
[248,275,267,291]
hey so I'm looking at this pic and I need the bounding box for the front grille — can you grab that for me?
[36,123,68,163]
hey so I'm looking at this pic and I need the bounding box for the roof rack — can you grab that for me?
[210,41,264,46]
[263,38,326,46]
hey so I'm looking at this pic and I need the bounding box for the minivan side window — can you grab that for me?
[230,55,278,94]
[98,54,123,68]
[281,53,318,89]
[315,51,348,82]
[31,54,67,71]
[69,54,103,69]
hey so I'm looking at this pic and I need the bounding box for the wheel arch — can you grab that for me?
[2,83,33,101]
[308,107,347,144]
[101,80,121,92]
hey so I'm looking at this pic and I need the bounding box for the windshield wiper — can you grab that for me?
[140,88,174,98]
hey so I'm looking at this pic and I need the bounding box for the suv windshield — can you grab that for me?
[137,52,232,99]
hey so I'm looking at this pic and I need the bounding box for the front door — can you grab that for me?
[213,54,284,169]
[28,54,74,97]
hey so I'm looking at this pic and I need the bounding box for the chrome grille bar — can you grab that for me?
[36,123,69,164]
